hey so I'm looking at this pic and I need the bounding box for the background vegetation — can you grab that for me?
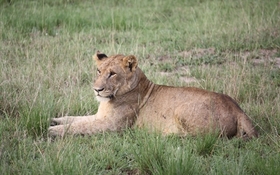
[0,0,279,174]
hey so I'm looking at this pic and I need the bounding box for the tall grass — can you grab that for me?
[0,0,280,174]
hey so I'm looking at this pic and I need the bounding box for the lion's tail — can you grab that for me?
[238,113,258,139]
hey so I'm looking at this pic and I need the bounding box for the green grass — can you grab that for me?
[1,0,280,174]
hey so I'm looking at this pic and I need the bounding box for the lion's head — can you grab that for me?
[93,52,139,102]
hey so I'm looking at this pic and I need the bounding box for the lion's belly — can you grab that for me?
[135,102,215,136]
[135,105,181,135]
[135,86,238,136]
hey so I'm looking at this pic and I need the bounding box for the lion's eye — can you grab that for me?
[97,69,101,75]
[108,71,116,78]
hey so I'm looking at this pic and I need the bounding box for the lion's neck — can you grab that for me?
[135,70,155,109]
[104,69,155,110]
[138,80,154,109]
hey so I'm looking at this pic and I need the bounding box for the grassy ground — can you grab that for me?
[0,0,280,174]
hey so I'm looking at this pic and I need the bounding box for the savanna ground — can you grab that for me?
[0,0,280,174]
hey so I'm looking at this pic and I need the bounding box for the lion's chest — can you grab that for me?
[96,102,115,119]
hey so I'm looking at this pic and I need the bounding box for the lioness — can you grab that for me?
[48,52,258,139]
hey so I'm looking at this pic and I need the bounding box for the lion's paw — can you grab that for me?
[50,118,59,126]
[48,125,67,137]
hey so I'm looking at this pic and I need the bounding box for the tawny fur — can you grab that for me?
[48,52,258,139]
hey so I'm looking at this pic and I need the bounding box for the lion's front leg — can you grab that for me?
[48,116,119,137]
[50,115,96,126]
[48,124,71,137]
[48,115,96,137]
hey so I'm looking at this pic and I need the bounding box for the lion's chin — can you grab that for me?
[96,96,111,102]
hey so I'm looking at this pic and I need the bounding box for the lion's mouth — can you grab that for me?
[94,88,118,102]
[96,94,114,99]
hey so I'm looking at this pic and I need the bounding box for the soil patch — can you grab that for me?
[155,48,279,84]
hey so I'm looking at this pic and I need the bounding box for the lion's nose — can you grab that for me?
[94,88,104,93]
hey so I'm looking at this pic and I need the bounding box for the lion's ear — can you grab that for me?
[93,51,108,65]
[122,55,138,72]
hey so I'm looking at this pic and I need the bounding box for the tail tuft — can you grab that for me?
[238,113,258,140]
